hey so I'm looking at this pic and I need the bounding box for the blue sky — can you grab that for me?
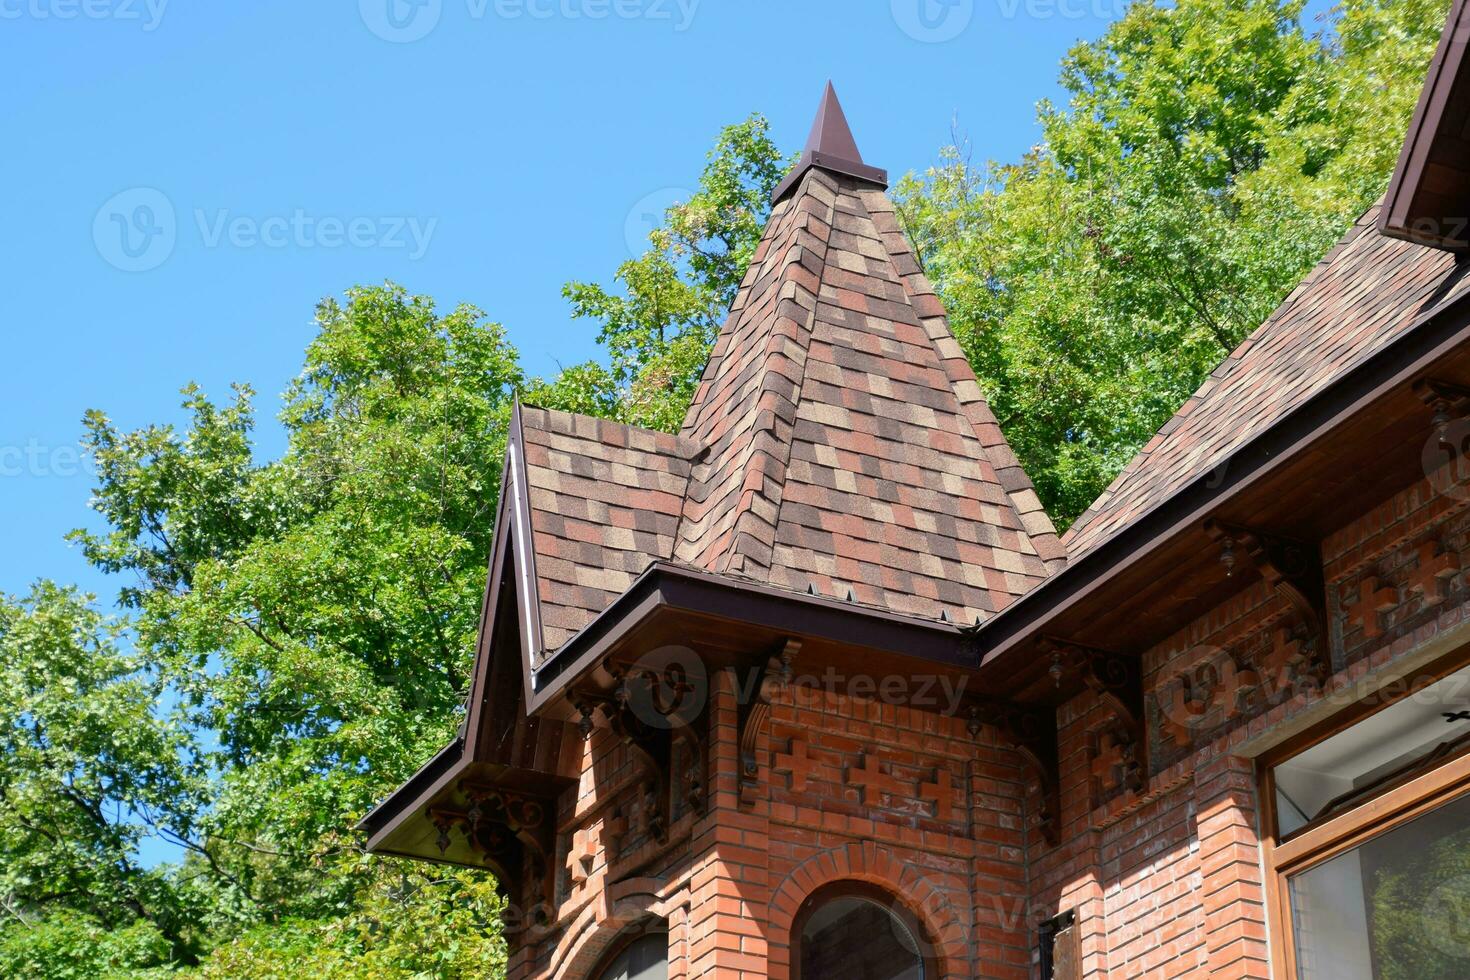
[3,0,1147,606]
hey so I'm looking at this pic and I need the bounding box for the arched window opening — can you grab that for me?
[793,882,932,980]
[591,928,668,980]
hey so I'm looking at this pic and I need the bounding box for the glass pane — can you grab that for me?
[594,933,667,980]
[800,896,923,980]
[1288,790,1470,978]
[1273,665,1470,836]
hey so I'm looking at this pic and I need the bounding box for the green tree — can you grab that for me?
[0,584,201,966]
[67,286,525,928]
[895,0,1449,527]
[561,114,789,431]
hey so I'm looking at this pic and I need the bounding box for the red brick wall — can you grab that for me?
[510,466,1470,979]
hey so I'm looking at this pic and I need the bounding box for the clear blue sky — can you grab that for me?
[0,0,1137,606]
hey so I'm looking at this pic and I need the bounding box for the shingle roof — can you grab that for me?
[519,406,697,651]
[1064,203,1470,560]
[677,165,1063,621]
[513,90,1065,660]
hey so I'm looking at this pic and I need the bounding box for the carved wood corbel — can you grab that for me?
[1204,520,1331,683]
[427,783,555,917]
[966,699,1061,846]
[570,658,709,843]
[1205,521,1327,636]
[1414,378,1470,431]
[1043,637,1146,796]
[736,639,798,807]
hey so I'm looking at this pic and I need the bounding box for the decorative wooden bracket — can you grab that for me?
[1205,520,1329,660]
[571,661,708,843]
[428,784,554,918]
[736,639,798,807]
[1044,638,1145,796]
[966,699,1061,845]
[1414,378,1470,430]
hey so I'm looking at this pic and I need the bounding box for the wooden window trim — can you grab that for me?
[589,924,669,980]
[1259,644,1470,978]
[790,881,939,980]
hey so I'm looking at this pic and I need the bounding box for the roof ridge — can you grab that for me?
[859,187,1067,569]
[675,168,833,576]
[520,402,703,460]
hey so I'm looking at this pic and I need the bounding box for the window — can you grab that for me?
[1262,656,1470,978]
[592,930,667,980]
[1038,909,1079,980]
[793,883,931,980]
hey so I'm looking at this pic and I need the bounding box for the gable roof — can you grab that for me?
[1380,0,1470,249]
[1063,203,1470,561]
[502,85,1063,673]
[518,405,697,653]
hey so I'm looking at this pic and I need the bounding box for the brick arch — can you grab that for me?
[543,877,679,980]
[767,843,971,979]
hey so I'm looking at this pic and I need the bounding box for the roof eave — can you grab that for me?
[977,285,1470,666]
[527,561,969,714]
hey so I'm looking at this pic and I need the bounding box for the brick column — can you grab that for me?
[1194,754,1270,978]
[686,669,771,978]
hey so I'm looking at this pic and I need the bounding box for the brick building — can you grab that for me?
[360,6,1470,977]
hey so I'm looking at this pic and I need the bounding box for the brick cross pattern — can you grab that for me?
[773,738,819,793]
[1161,683,1207,748]
[604,810,628,853]
[1092,731,1132,793]
[1345,577,1398,638]
[566,826,596,887]
[1217,657,1260,719]
[847,753,905,806]
[1259,628,1304,694]
[919,768,959,823]
[1408,540,1461,606]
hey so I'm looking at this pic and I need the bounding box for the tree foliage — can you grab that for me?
[895,0,1449,526]
[560,114,788,431]
[0,0,1457,974]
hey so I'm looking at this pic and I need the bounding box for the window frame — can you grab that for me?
[1259,646,1470,978]
[588,923,669,980]
[790,881,939,980]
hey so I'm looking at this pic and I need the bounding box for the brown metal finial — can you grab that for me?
[771,81,889,203]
